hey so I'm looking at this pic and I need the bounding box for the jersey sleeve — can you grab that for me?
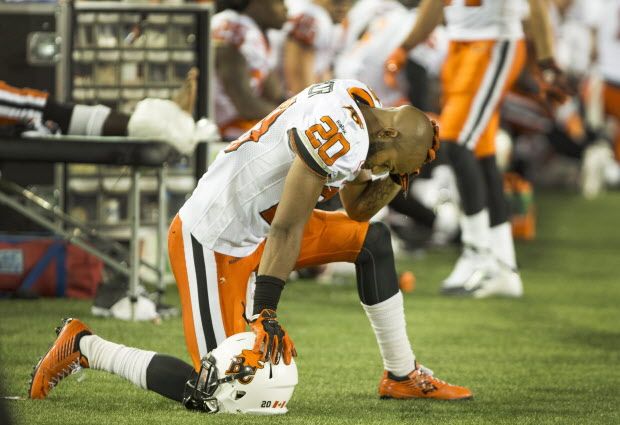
[288,91,370,183]
[211,17,247,48]
[583,1,605,28]
[288,12,319,47]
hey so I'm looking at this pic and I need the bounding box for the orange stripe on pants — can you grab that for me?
[0,81,49,124]
[168,210,369,370]
[168,215,203,370]
[439,39,526,158]
[0,80,49,100]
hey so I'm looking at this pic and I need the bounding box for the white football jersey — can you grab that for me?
[444,0,526,41]
[341,0,389,50]
[179,79,381,257]
[590,0,620,82]
[211,10,275,134]
[549,3,593,77]
[285,2,336,76]
[335,3,415,106]
[335,1,448,106]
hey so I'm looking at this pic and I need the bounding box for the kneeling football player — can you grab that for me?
[29,79,472,410]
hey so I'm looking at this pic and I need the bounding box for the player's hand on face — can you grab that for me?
[249,309,297,365]
[384,46,408,88]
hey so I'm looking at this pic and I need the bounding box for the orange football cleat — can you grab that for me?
[378,367,473,400]
[29,318,91,399]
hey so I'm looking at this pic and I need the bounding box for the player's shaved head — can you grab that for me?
[360,104,437,176]
[390,105,435,172]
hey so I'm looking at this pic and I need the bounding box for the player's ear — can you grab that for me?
[376,127,399,141]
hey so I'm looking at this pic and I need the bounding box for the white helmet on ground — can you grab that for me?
[183,332,298,414]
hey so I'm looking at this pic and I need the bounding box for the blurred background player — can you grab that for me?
[580,0,620,197]
[212,0,288,139]
[340,0,389,49]
[595,0,620,178]
[0,70,202,155]
[0,81,131,138]
[283,0,352,94]
[384,0,571,298]
[334,0,458,252]
[335,0,447,107]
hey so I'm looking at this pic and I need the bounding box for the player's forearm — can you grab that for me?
[284,39,316,94]
[221,68,277,119]
[401,0,444,51]
[234,94,278,120]
[262,72,285,104]
[216,44,277,119]
[257,157,325,280]
[257,224,306,280]
[346,177,401,222]
[526,0,554,61]
[220,65,277,119]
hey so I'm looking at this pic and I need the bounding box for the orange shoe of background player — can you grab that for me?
[378,367,473,400]
[399,271,416,293]
[29,318,91,399]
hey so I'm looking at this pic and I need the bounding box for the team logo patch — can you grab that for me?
[343,105,364,130]
[225,349,264,384]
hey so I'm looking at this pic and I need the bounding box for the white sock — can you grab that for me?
[461,209,491,250]
[490,222,517,270]
[68,104,111,136]
[79,335,156,390]
[361,292,416,377]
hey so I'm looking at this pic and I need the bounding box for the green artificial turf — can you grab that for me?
[1,191,619,424]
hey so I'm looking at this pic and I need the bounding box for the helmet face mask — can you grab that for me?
[182,332,298,415]
[182,355,225,413]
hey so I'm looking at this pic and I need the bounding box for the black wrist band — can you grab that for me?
[252,275,285,315]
